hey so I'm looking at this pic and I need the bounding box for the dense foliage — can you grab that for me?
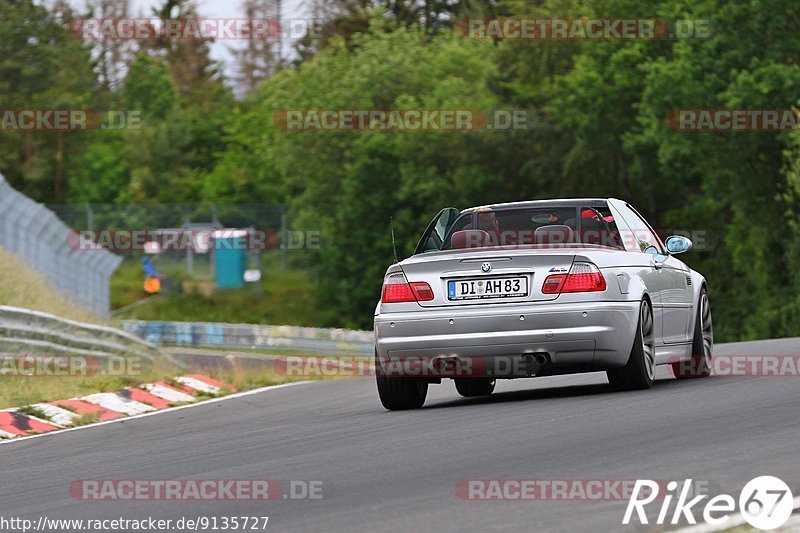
[2,0,799,338]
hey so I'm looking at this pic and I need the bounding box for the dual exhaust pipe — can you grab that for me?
[523,353,551,376]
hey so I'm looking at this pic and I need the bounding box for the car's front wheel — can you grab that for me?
[454,378,496,397]
[375,353,428,410]
[607,299,656,390]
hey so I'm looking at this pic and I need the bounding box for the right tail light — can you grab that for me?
[542,262,606,294]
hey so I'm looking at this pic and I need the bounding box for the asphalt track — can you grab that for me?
[2,338,800,533]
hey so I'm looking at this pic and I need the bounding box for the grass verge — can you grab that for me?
[0,357,182,409]
[0,248,99,323]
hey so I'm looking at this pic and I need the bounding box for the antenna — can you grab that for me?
[390,218,399,264]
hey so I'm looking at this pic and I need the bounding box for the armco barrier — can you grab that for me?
[0,173,121,318]
[118,320,374,355]
[0,306,162,360]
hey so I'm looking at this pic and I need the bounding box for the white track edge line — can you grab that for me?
[0,380,314,445]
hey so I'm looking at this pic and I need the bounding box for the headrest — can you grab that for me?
[451,229,492,249]
[534,225,574,244]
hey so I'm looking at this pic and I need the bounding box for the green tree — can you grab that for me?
[0,0,98,200]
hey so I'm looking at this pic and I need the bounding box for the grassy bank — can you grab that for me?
[0,248,98,323]
[0,356,181,409]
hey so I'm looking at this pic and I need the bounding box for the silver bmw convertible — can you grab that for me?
[374,198,713,410]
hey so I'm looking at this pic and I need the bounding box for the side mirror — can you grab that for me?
[665,235,693,254]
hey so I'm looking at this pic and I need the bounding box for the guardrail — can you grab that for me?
[0,306,163,360]
[118,320,374,356]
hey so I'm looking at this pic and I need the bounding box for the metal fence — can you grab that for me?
[119,320,374,356]
[0,173,120,317]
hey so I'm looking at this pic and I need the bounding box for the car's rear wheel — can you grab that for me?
[454,378,496,397]
[607,299,656,390]
[673,288,713,378]
[375,353,428,410]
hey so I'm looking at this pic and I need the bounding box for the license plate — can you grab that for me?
[447,276,528,301]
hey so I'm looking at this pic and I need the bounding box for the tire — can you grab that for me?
[672,288,713,378]
[375,353,428,410]
[607,299,656,390]
[454,378,496,397]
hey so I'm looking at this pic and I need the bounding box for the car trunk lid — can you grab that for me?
[399,249,576,307]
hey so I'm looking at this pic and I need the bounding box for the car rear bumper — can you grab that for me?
[374,300,640,375]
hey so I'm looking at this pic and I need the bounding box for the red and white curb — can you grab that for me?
[51,399,125,422]
[30,403,78,427]
[0,411,58,436]
[176,374,226,394]
[0,380,312,445]
[0,375,235,440]
[143,382,195,403]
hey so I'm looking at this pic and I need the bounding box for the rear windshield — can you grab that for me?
[441,205,624,250]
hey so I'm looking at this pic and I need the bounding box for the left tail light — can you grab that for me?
[381,272,434,303]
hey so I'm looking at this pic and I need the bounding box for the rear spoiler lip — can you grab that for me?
[404,244,621,262]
